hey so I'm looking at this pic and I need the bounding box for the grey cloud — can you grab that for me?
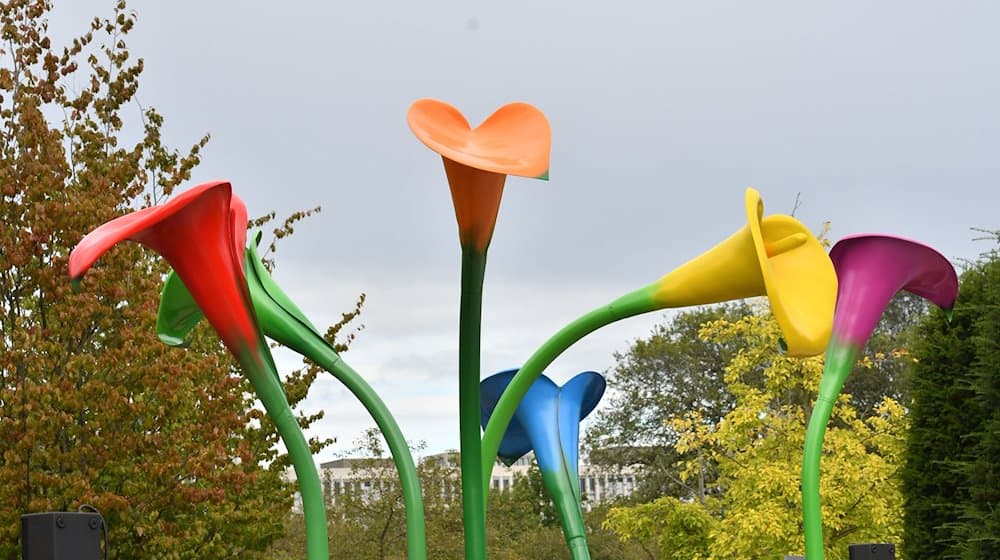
[47,0,1000,454]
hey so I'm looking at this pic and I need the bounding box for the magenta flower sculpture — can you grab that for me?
[69,181,330,560]
[801,234,958,560]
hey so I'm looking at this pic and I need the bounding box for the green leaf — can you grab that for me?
[156,269,204,346]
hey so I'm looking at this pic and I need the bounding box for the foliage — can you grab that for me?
[263,513,309,560]
[605,312,909,560]
[585,303,751,501]
[585,294,922,508]
[603,496,716,560]
[489,462,559,531]
[583,505,652,560]
[0,2,335,557]
[487,461,644,559]
[844,292,928,417]
[902,237,1000,560]
[281,430,648,559]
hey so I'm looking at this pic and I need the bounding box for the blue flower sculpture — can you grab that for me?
[480,369,605,556]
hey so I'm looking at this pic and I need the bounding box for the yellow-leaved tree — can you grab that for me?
[606,310,908,560]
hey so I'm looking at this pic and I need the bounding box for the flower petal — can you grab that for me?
[650,188,837,356]
[748,188,838,357]
[561,371,606,424]
[481,369,535,465]
[71,181,263,360]
[156,270,204,347]
[69,181,230,280]
[480,370,605,472]
[407,99,551,179]
[557,371,606,481]
[231,194,249,276]
[247,232,321,338]
[829,234,958,347]
[153,202,252,348]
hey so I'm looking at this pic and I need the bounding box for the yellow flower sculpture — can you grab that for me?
[652,188,836,356]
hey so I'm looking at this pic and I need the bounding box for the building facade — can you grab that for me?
[485,453,638,506]
[288,452,638,512]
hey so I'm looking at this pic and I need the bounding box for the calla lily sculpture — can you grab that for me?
[408,99,550,254]
[481,188,838,496]
[158,232,427,559]
[801,234,958,560]
[481,370,605,560]
[408,98,551,560]
[68,181,329,560]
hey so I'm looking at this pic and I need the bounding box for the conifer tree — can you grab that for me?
[902,239,1000,559]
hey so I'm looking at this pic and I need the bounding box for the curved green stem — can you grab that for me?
[802,342,859,560]
[237,246,429,559]
[542,465,591,560]
[459,248,489,560]
[481,285,659,494]
[295,337,427,559]
[241,349,329,560]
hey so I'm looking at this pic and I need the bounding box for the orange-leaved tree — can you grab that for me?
[0,1,338,558]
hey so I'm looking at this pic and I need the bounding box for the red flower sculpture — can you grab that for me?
[70,181,261,364]
[68,180,330,560]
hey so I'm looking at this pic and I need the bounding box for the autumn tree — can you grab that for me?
[0,2,332,557]
[605,312,909,560]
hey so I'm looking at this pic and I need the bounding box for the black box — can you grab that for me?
[848,543,896,560]
[21,512,102,560]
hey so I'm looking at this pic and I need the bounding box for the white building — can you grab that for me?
[288,451,638,512]
[485,453,638,506]
[320,457,396,507]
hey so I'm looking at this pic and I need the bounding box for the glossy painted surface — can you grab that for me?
[829,234,958,348]
[157,232,321,349]
[652,188,837,356]
[69,181,331,560]
[408,99,551,254]
[70,181,259,360]
[157,232,429,559]
[408,98,553,560]
[407,99,550,179]
[443,159,507,253]
[481,369,605,560]
[802,233,958,560]
[480,188,837,505]
[156,271,204,348]
[480,369,605,476]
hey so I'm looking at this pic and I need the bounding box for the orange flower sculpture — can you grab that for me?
[407,98,550,252]
[407,98,551,560]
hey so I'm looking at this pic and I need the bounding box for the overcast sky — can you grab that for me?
[50,2,999,462]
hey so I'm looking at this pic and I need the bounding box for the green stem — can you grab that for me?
[243,350,328,560]
[295,336,427,560]
[243,239,426,558]
[459,248,488,560]
[541,466,591,560]
[802,342,859,560]
[480,285,659,494]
